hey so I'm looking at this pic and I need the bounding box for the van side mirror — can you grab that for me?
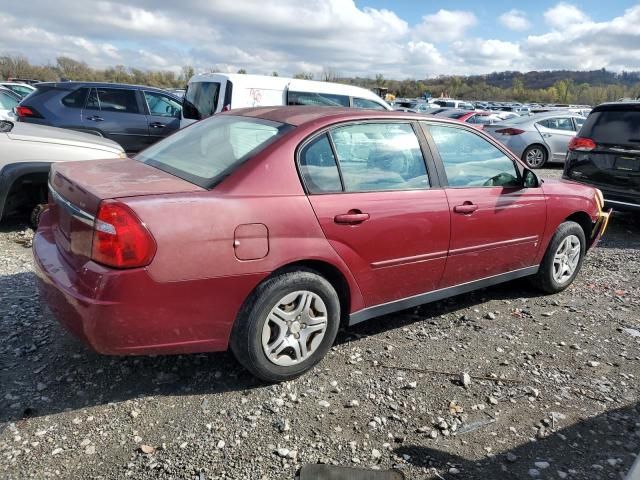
[523,169,540,188]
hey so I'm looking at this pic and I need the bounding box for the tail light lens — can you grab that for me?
[568,136,596,152]
[495,128,524,135]
[15,106,42,118]
[91,201,156,269]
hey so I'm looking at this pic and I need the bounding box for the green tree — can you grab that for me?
[237,68,247,74]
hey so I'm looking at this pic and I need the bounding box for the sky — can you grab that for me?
[1,1,640,79]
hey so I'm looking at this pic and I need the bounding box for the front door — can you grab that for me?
[142,90,182,148]
[423,122,547,287]
[82,87,149,153]
[299,122,450,308]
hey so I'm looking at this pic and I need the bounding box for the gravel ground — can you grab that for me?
[1,167,639,480]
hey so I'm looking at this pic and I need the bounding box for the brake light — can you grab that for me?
[568,136,596,152]
[495,128,524,135]
[15,106,42,118]
[91,201,156,269]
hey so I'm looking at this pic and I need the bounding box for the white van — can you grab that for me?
[181,73,391,127]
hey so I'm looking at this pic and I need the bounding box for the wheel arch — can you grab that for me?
[0,162,51,221]
[565,211,594,249]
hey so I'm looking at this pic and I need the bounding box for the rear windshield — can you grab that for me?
[438,110,467,119]
[580,109,640,145]
[135,115,292,188]
[183,81,221,120]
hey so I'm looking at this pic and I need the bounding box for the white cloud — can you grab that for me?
[499,9,531,31]
[543,3,590,30]
[413,9,477,43]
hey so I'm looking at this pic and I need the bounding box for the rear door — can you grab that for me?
[535,117,577,161]
[299,121,450,308]
[81,87,149,152]
[423,122,547,287]
[142,90,182,148]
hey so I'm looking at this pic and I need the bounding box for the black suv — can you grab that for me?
[16,82,182,153]
[564,102,640,211]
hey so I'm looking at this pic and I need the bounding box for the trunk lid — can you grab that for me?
[48,158,204,267]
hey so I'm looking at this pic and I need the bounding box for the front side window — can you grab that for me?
[299,134,342,193]
[85,88,139,114]
[352,97,386,110]
[287,91,349,107]
[427,124,520,188]
[331,123,429,192]
[182,81,221,120]
[136,115,292,188]
[144,91,182,117]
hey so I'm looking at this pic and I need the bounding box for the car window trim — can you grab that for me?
[419,120,524,189]
[295,119,438,195]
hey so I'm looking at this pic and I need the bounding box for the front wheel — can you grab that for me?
[230,270,340,382]
[532,221,586,293]
[522,145,548,169]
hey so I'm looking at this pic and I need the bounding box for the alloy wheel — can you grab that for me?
[526,147,545,167]
[552,235,581,284]
[261,291,328,366]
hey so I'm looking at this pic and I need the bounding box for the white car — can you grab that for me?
[181,73,391,127]
[0,120,125,225]
[0,82,36,99]
[0,87,19,121]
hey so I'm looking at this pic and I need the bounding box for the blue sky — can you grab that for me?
[1,1,640,78]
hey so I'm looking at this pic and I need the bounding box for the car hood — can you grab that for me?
[541,178,598,201]
[7,123,123,154]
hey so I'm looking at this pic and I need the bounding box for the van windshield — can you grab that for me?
[135,115,293,188]
[182,82,221,120]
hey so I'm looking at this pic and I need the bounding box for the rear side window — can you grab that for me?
[85,88,140,114]
[287,91,349,107]
[135,115,292,188]
[352,97,386,110]
[331,123,429,192]
[0,91,18,110]
[183,81,221,120]
[299,134,342,193]
[580,109,640,145]
[428,124,520,188]
[538,117,574,131]
[62,88,88,108]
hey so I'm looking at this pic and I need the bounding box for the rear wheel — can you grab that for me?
[230,270,340,382]
[522,145,548,169]
[30,203,47,229]
[532,221,586,293]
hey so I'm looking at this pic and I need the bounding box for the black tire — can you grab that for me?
[532,221,586,294]
[230,269,340,382]
[522,144,548,169]
[30,203,47,229]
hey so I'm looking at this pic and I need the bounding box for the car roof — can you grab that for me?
[225,106,460,127]
[592,101,640,112]
[35,81,176,95]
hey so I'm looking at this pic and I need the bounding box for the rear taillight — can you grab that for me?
[568,136,596,152]
[495,128,524,135]
[91,201,156,269]
[15,106,42,118]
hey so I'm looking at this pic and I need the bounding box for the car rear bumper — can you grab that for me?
[33,219,266,355]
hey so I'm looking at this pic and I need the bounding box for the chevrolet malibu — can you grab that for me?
[34,107,610,382]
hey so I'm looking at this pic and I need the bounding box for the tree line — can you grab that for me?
[2,54,639,105]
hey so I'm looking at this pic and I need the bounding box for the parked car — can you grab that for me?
[181,74,391,127]
[15,82,183,153]
[34,107,609,382]
[0,82,36,99]
[431,99,475,110]
[0,87,19,121]
[485,112,586,168]
[564,101,640,211]
[434,109,500,129]
[0,120,124,226]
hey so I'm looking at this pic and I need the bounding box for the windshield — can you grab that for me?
[182,81,221,120]
[136,115,293,188]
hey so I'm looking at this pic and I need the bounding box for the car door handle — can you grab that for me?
[86,116,103,122]
[542,133,552,138]
[453,203,478,214]
[334,211,370,225]
[149,122,165,128]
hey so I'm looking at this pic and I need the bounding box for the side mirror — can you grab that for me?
[523,168,540,188]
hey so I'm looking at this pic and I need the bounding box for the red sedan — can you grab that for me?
[34,107,610,382]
